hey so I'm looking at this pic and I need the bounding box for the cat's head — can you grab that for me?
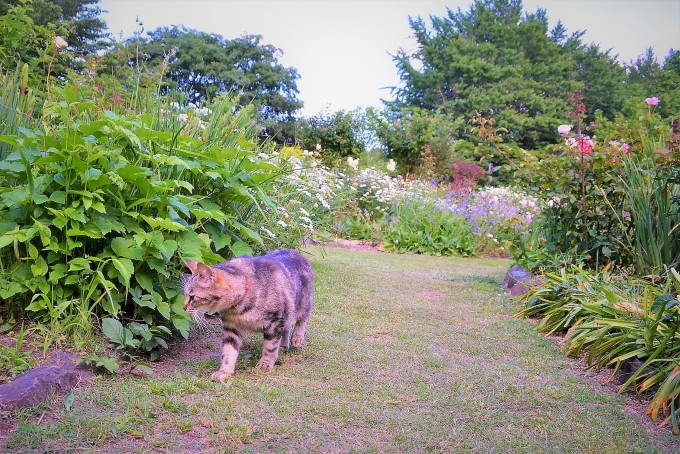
[182,260,246,313]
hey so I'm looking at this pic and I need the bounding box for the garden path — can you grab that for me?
[2,246,676,452]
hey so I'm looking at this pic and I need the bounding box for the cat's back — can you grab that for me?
[261,249,312,280]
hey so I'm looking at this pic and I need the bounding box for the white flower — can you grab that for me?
[386,159,396,172]
[54,36,68,50]
[557,124,572,137]
[177,113,189,123]
[277,220,288,228]
[260,227,276,239]
[347,157,359,170]
[315,143,322,151]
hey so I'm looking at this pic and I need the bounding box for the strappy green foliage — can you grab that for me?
[516,266,680,432]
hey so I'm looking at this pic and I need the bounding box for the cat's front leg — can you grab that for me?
[256,321,284,372]
[212,325,242,382]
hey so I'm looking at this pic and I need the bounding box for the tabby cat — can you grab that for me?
[183,249,313,382]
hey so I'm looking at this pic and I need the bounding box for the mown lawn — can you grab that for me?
[3,246,677,452]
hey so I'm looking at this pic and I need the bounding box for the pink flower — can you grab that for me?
[578,137,594,155]
[608,140,620,146]
[619,143,629,152]
[565,137,578,148]
[558,124,572,137]
[646,97,660,106]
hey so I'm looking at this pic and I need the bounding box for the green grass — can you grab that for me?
[3,247,677,452]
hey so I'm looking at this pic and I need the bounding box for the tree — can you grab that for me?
[0,0,108,55]
[369,107,458,177]
[386,0,628,150]
[136,26,302,126]
[295,109,368,163]
[626,49,680,120]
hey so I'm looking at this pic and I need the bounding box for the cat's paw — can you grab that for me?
[211,370,232,382]
[255,358,274,372]
[291,334,305,348]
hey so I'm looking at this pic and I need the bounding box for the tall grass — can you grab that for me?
[619,156,679,275]
[0,65,37,159]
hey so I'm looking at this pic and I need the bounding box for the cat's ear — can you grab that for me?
[196,262,213,278]
[185,259,199,274]
[213,269,227,286]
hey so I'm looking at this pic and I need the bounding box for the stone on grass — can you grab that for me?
[0,353,81,412]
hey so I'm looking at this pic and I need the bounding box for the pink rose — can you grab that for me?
[646,97,660,106]
[578,137,594,155]
[619,143,629,152]
[558,124,572,137]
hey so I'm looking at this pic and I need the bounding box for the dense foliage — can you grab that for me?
[377,0,679,180]
[136,27,302,130]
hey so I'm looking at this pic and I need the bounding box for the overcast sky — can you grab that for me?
[100,0,680,116]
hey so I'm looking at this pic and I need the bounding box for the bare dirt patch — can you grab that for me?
[322,238,383,251]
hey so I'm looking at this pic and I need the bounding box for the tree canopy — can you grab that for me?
[385,0,655,151]
[137,26,303,124]
[0,0,108,54]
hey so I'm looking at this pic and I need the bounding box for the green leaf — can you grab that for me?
[0,281,24,299]
[135,272,154,293]
[111,237,146,260]
[135,364,153,375]
[64,391,75,411]
[178,231,204,260]
[97,356,119,373]
[172,314,191,339]
[2,189,30,207]
[140,215,186,232]
[68,257,91,271]
[30,256,48,277]
[93,215,125,235]
[156,299,171,320]
[230,241,253,257]
[156,240,178,261]
[111,257,134,288]
[205,223,231,251]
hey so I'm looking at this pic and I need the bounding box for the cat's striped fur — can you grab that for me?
[183,249,313,382]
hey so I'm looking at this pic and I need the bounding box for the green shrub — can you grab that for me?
[0,85,279,347]
[381,200,474,256]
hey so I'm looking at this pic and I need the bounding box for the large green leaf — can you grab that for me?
[111,237,146,260]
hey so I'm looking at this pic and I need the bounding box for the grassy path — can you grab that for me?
[4,247,677,452]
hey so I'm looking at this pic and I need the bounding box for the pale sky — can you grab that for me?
[100,0,680,116]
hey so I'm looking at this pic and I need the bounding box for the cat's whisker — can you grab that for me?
[189,311,222,336]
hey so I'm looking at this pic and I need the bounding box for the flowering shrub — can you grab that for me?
[447,187,541,254]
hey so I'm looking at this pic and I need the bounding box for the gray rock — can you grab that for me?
[0,352,81,411]
[504,265,545,297]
